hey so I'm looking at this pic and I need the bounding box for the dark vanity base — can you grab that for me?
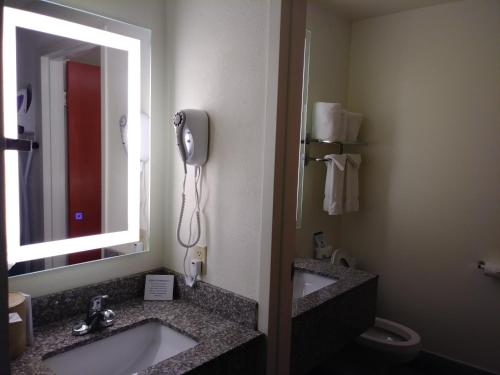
[291,259,378,375]
[188,333,265,375]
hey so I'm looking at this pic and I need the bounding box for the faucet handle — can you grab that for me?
[89,295,108,313]
[99,309,115,328]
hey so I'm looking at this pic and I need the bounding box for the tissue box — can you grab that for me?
[9,293,26,359]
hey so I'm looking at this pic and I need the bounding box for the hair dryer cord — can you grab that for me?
[176,167,202,249]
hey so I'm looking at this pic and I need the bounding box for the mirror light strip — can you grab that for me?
[10,232,138,263]
[127,39,141,240]
[3,7,141,264]
[3,8,21,264]
[5,7,139,51]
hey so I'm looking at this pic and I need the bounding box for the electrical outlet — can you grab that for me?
[192,246,207,275]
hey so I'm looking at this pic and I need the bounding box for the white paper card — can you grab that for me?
[9,312,22,324]
[144,274,174,301]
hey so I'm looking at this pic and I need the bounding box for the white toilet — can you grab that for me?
[331,249,422,364]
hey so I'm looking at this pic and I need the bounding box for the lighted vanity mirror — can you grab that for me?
[4,1,151,276]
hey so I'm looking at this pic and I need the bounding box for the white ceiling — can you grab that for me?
[313,0,460,20]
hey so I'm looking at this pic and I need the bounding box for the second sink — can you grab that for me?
[293,270,337,299]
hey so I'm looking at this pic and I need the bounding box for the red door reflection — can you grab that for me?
[66,61,101,264]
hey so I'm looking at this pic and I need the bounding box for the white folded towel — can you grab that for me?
[323,154,347,215]
[313,102,345,141]
[345,154,362,212]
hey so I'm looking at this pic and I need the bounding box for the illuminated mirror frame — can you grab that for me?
[3,7,141,264]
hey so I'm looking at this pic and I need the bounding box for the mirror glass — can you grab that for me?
[17,29,129,245]
[5,1,151,276]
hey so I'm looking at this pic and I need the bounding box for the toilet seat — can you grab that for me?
[357,317,421,362]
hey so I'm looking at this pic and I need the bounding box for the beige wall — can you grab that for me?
[297,1,351,257]
[9,0,167,296]
[164,0,280,331]
[343,0,500,372]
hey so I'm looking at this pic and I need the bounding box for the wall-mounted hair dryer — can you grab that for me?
[173,109,209,172]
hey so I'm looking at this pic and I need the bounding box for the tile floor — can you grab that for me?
[308,343,496,375]
[308,344,428,375]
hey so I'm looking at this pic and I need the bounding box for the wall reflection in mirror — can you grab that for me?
[7,1,151,277]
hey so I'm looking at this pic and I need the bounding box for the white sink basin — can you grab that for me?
[293,270,337,299]
[43,322,198,375]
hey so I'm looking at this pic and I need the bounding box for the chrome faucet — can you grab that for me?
[72,295,115,336]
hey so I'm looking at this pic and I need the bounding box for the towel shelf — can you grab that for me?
[301,138,366,146]
[306,154,329,163]
[302,135,366,165]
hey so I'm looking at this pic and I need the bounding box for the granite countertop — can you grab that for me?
[292,257,378,318]
[11,298,263,375]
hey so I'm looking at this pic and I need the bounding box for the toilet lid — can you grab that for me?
[331,249,356,268]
